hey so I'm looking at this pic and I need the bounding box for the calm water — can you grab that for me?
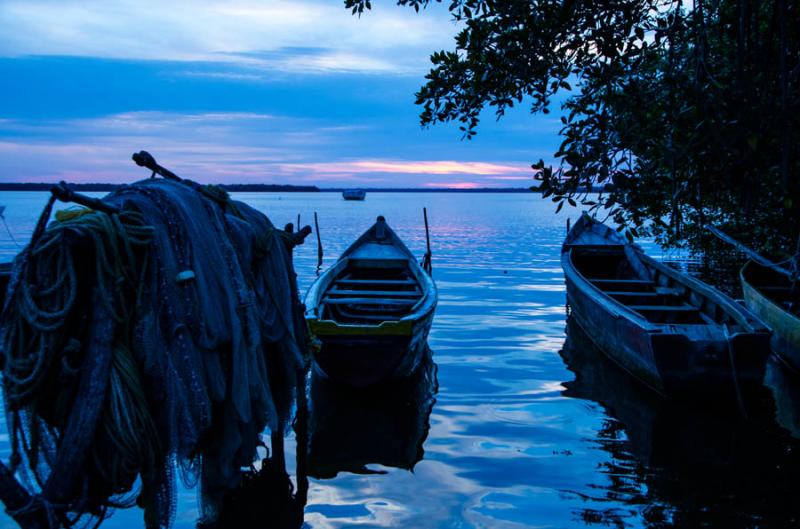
[0,191,798,528]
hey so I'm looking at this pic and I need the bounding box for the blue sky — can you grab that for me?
[0,0,561,187]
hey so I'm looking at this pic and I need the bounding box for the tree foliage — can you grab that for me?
[346,0,800,255]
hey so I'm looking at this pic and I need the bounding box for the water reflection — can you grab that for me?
[200,393,310,529]
[560,317,800,527]
[307,349,438,479]
[766,358,800,440]
[201,351,438,528]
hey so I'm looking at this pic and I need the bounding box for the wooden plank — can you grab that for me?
[628,304,699,312]
[605,291,660,297]
[591,279,655,292]
[328,289,420,298]
[592,279,653,285]
[336,278,415,286]
[322,297,416,306]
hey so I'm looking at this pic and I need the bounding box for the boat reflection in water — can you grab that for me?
[203,351,436,529]
[560,316,800,528]
[307,347,438,479]
[201,405,310,529]
[765,357,800,440]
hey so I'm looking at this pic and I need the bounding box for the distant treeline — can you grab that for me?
[0,183,321,192]
[531,186,611,193]
[323,187,534,193]
[0,183,611,193]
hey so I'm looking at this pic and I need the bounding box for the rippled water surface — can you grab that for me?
[0,191,798,529]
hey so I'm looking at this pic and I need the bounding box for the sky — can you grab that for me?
[0,0,562,188]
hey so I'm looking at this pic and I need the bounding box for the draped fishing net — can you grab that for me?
[0,179,308,528]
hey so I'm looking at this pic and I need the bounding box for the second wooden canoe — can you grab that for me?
[741,260,800,373]
[563,213,771,395]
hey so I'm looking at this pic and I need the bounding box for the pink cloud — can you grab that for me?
[485,175,532,181]
[280,160,530,176]
[423,181,483,189]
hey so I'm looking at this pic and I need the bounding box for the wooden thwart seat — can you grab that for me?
[322,297,417,306]
[335,278,416,286]
[591,279,655,292]
[321,265,422,322]
[606,291,660,297]
[628,303,709,324]
[328,289,420,298]
[628,304,699,312]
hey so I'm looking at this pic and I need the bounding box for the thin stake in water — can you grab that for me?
[314,212,323,275]
[423,207,432,274]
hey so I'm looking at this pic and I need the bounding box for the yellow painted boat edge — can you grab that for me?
[308,318,414,337]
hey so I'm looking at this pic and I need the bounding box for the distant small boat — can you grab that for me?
[562,213,770,395]
[304,216,437,386]
[342,189,366,201]
[741,261,800,372]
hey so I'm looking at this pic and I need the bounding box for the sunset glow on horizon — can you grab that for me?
[0,1,561,188]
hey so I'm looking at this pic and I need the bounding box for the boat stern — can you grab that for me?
[651,331,770,393]
[307,317,429,387]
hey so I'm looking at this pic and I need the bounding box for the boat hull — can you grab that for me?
[562,217,769,395]
[741,261,800,373]
[566,274,768,395]
[567,279,769,395]
[309,308,434,387]
[342,190,366,201]
[304,217,437,387]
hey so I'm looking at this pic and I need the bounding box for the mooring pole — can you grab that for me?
[314,212,323,273]
[423,207,432,274]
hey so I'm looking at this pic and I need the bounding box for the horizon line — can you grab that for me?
[0,182,542,193]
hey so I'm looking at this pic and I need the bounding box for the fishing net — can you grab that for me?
[0,178,309,528]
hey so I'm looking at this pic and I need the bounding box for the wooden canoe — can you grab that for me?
[304,216,437,387]
[741,260,800,373]
[562,213,770,395]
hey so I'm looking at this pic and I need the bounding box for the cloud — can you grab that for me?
[280,160,531,176]
[0,0,457,74]
[0,111,535,187]
[424,181,484,189]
